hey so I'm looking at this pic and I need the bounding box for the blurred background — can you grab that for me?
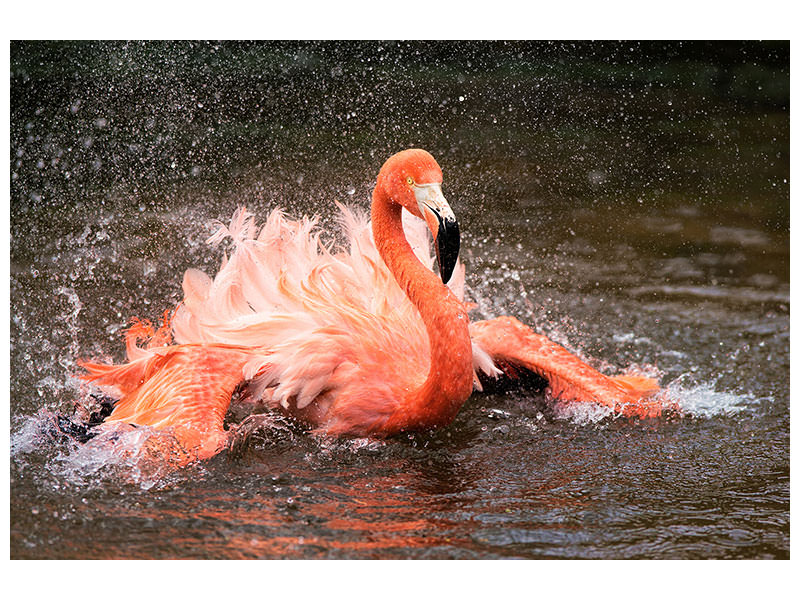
[10,41,788,220]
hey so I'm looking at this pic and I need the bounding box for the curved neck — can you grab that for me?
[371,187,474,428]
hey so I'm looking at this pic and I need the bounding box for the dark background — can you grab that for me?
[11,40,788,221]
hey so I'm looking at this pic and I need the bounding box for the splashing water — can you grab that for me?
[11,224,773,488]
[11,410,193,489]
[52,424,193,490]
[551,397,614,425]
[543,371,762,426]
[664,375,764,419]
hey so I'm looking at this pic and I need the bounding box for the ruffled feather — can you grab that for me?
[171,204,492,413]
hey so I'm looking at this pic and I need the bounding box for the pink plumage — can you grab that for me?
[171,203,491,412]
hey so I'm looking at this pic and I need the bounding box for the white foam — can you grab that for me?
[10,410,59,456]
[51,423,192,489]
[551,398,614,425]
[664,376,762,418]
[548,373,763,426]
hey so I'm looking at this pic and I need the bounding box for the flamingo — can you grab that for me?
[80,149,665,462]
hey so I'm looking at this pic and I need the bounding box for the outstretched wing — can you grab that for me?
[81,320,255,461]
[469,316,666,418]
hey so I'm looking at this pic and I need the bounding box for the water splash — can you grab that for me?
[10,409,60,456]
[11,410,193,490]
[663,375,763,418]
[551,398,614,425]
[50,423,192,490]
[545,366,762,426]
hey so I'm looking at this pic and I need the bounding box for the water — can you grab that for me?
[10,41,789,559]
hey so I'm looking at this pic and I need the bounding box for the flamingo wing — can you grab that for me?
[81,327,255,461]
[469,316,665,418]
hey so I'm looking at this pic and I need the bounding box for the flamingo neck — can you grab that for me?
[371,188,474,428]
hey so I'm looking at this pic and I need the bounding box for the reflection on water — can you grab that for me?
[10,41,788,559]
[12,404,788,559]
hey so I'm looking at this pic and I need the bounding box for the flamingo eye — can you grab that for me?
[406,176,414,186]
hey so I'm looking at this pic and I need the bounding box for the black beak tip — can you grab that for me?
[436,217,460,283]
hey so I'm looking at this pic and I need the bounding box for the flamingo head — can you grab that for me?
[377,149,460,283]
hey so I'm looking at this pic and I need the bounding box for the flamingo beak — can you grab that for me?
[413,183,460,283]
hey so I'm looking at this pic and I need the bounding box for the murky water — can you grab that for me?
[10,41,788,559]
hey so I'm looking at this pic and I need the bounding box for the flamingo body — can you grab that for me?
[81,149,664,462]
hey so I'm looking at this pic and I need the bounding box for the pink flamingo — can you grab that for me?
[81,149,665,461]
